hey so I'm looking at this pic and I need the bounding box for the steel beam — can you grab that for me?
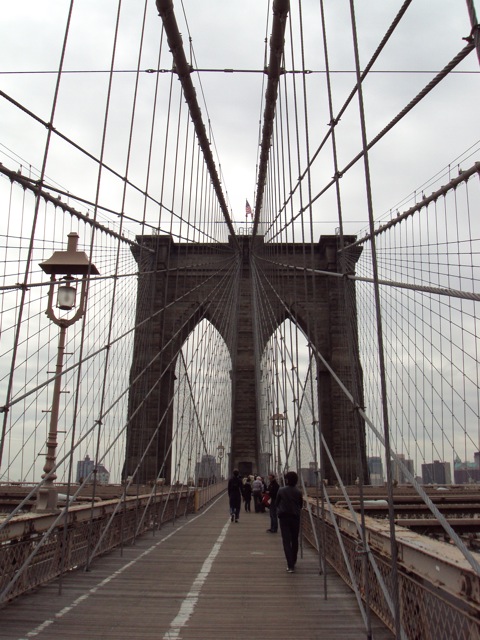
[308,499,480,608]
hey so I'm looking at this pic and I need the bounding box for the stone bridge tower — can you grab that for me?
[124,234,365,485]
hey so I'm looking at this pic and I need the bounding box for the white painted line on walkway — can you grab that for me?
[18,494,226,640]
[163,519,231,639]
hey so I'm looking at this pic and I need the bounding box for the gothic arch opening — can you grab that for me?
[258,319,319,484]
[171,319,232,486]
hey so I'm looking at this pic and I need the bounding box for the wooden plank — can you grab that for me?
[0,494,393,639]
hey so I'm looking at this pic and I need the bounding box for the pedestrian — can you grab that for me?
[259,476,267,512]
[242,477,252,512]
[265,473,280,533]
[252,475,263,513]
[228,469,243,522]
[275,470,303,572]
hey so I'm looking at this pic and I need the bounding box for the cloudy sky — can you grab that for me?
[1,0,479,238]
[0,1,479,482]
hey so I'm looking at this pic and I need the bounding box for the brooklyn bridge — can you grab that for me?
[1,1,479,638]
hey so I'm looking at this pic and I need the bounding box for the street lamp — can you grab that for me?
[217,442,225,479]
[35,232,99,512]
[271,410,285,482]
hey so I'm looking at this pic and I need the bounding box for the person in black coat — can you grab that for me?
[228,469,243,522]
[242,477,252,512]
[274,471,303,572]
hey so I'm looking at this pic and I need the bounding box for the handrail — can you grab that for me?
[302,500,480,638]
[0,482,226,604]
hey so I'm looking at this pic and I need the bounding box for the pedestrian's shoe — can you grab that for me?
[266,529,273,532]
[286,567,294,573]
[235,519,239,523]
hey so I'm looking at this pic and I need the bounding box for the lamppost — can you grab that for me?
[35,232,98,512]
[217,442,225,480]
[271,410,285,482]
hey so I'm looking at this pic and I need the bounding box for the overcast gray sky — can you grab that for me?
[0,1,479,482]
[1,0,479,237]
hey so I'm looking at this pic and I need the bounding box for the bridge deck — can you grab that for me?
[0,494,394,639]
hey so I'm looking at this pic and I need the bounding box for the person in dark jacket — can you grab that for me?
[274,471,303,572]
[265,473,280,533]
[228,469,243,522]
[242,477,252,512]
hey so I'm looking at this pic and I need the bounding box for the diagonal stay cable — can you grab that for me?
[252,250,480,576]
[0,258,239,529]
[0,89,178,225]
[269,40,476,242]
[264,0,413,237]
[0,255,237,414]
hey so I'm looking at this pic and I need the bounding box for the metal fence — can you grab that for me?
[302,503,480,640]
[0,481,227,604]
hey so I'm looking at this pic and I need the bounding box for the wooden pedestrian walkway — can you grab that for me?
[0,493,394,639]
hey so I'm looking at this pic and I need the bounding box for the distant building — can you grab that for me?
[454,453,480,484]
[300,462,317,487]
[76,454,110,485]
[421,460,452,484]
[392,454,414,484]
[195,454,220,485]
[76,454,94,482]
[368,456,384,486]
[95,464,110,485]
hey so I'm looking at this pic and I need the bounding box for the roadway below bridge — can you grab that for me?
[2,481,479,544]
[0,492,393,640]
[307,484,480,546]
[0,483,480,551]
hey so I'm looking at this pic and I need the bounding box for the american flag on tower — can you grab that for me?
[245,200,253,217]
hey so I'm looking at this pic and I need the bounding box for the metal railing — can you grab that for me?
[0,481,227,604]
[302,501,480,640]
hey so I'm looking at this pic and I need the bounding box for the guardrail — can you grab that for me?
[0,481,227,604]
[196,479,228,510]
[302,500,480,639]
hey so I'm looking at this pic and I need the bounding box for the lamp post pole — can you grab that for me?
[35,233,98,512]
[271,411,285,482]
[37,321,67,510]
[217,442,225,480]
[276,432,281,480]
